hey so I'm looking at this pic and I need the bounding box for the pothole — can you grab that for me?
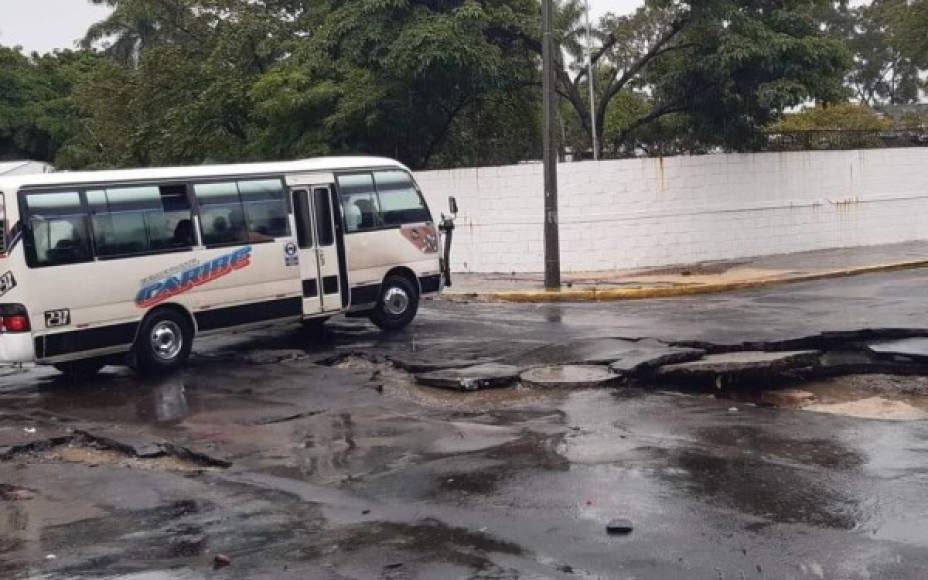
[324,354,566,410]
[803,397,928,421]
[2,431,229,471]
[39,445,216,472]
[327,352,387,370]
[322,344,928,421]
[722,374,928,421]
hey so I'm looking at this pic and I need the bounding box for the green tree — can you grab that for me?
[0,47,96,164]
[71,0,305,166]
[81,0,205,65]
[886,0,928,68]
[545,0,850,156]
[74,0,541,169]
[247,0,542,168]
[822,0,921,105]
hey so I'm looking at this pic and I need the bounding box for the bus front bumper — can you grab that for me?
[0,333,36,363]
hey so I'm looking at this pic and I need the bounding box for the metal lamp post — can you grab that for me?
[585,0,599,160]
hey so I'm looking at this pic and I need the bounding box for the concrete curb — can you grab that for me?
[442,259,928,303]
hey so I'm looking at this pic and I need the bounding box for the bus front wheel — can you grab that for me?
[369,275,419,331]
[135,310,193,375]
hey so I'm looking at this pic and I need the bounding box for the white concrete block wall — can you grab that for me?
[414,148,928,273]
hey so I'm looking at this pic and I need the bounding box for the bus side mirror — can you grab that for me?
[448,196,458,216]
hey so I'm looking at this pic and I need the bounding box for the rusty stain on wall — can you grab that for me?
[657,156,666,192]
[832,197,861,217]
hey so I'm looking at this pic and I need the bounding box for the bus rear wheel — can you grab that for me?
[369,275,419,331]
[54,358,106,379]
[135,310,193,375]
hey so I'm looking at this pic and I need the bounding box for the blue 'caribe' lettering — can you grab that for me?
[136,246,252,308]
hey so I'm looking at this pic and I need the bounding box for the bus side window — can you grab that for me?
[238,179,290,240]
[336,173,382,233]
[87,185,195,257]
[194,179,289,245]
[23,191,93,267]
[373,170,431,226]
[194,182,249,246]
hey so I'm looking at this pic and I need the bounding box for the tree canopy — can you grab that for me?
[0,0,923,169]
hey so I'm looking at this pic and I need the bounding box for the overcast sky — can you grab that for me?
[1,0,643,54]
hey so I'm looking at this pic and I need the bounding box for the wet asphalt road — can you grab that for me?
[3,269,928,579]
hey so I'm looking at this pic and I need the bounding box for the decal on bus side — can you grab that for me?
[135,246,253,308]
[400,225,439,254]
[284,241,299,266]
[0,271,16,297]
[45,309,70,328]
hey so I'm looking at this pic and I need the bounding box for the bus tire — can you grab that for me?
[54,358,106,379]
[369,274,419,331]
[135,309,193,375]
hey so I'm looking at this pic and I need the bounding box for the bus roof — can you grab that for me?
[0,156,408,193]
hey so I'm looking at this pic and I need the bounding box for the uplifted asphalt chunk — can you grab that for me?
[76,429,165,458]
[657,350,820,379]
[0,414,73,460]
[415,363,521,391]
[510,338,643,367]
[608,340,705,376]
[74,429,232,467]
[868,338,928,360]
[389,355,500,373]
[520,365,622,388]
[242,349,310,365]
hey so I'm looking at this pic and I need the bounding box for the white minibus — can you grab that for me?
[0,157,455,376]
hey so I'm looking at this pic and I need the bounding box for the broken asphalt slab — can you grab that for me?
[0,421,232,467]
[607,341,705,376]
[656,350,821,381]
[868,338,928,360]
[388,355,501,374]
[415,364,522,391]
[73,428,167,458]
[0,414,74,460]
[508,337,704,375]
[387,332,928,394]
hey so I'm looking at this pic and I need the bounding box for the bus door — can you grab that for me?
[310,185,343,313]
[290,184,346,315]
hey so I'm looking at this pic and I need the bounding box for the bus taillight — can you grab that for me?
[0,305,30,333]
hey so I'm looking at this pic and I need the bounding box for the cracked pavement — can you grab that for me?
[3,269,928,578]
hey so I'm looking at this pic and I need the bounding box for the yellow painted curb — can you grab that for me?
[442,259,928,303]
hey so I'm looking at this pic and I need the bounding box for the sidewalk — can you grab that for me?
[443,240,928,303]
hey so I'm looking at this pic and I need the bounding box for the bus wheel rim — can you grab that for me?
[151,320,183,361]
[383,287,409,316]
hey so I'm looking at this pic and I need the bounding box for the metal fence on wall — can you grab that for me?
[764,129,928,152]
